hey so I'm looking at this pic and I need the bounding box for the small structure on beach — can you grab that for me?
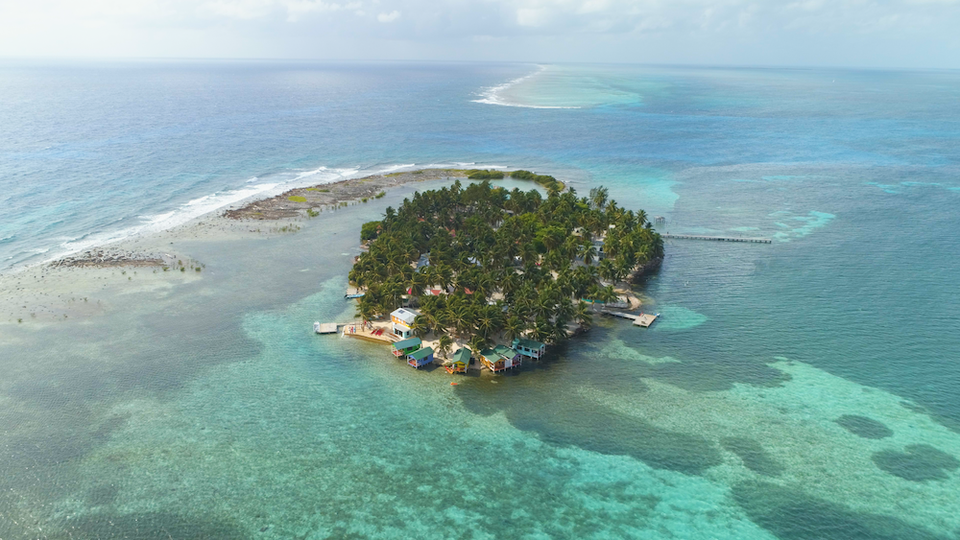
[390,308,418,339]
[416,253,430,272]
[511,338,545,360]
[479,348,507,372]
[444,348,471,374]
[480,346,521,372]
[392,337,422,357]
[494,345,522,369]
[407,347,434,369]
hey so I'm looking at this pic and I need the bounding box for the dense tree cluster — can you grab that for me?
[348,180,663,353]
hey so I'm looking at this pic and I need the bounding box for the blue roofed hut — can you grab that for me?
[407,347,434,369]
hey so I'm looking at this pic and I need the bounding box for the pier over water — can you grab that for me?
[661,234,772,244]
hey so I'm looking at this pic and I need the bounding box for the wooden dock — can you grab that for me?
[662,234,771,244]
[314,322,342,334]
[633,313,659,327]
[601,310,638,321]
[600,309,660,328]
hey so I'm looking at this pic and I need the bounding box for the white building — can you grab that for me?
[390,308,418,338]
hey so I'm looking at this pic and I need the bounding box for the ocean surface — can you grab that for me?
[1,61,960,539]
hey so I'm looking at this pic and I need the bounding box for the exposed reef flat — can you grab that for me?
[51,248,171,269]
[223,169,471,221]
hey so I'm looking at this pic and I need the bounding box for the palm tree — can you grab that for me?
[589,186,608,211]
[437,264,454,291]
[408,272,427,297]
[432,310,450,336]
[469,334,487,354]
[356,301,376,325]
[476,311,495,340]
[531,318,552,343]
[411,315,430,339]
[574,301,593,329]
[534,292,554,320]
[504,316,527,342]
[438,334,453,359]
[581,243,598,266]
[450,304,474,337]
[599,285,618,305]
[551,322,568,343]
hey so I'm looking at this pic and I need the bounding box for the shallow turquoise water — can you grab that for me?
[2,63,960,539]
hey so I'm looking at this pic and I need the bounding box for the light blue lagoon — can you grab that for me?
[1,62,959,539]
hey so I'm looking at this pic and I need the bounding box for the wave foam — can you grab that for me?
[35,162,419,267]
[376,163,416,174]
[472,66,581,110]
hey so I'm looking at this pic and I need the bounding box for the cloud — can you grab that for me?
[0,0,957,67]
[516,8,548,27]
[377,9,400,22]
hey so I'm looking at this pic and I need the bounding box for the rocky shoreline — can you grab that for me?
[50,249,171,269]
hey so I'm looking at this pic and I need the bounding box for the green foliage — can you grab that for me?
[288,195,308,203]
[375,191,386,199]
[361,221,382,241]
[466,169,505,180]
[510,170,563,192]
[348,180,662,347]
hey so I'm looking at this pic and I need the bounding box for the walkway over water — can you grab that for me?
[600,310,660,328]
[662,234,772,244]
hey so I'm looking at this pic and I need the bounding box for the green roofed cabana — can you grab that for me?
[445,348,471,374]
[511,337,546,360]
[494,345,522,369]
[479,348,506,372]
[392,337,422,357]
[407,346,434,369]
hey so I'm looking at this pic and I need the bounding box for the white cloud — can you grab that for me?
[377,9,400,22]
[0,0,957,67]
[516,7,548,26]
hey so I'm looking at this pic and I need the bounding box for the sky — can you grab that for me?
[0,0,958,68]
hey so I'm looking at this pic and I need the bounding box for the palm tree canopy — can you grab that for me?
[350,178,661,347]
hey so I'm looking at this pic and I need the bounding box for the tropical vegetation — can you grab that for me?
[348,180,663,351]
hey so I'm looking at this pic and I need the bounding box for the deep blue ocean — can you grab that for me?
[2,61,960,539]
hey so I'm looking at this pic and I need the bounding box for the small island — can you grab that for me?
[341,173,664,373]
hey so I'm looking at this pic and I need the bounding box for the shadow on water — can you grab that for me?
[732,481,952,540]
[457,329,724,475]
[871,444,960,482]
[835,415,894,439]
[721,437,785,477]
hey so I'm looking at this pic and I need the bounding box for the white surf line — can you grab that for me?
[472,65,580,109]
[21,160,531,272]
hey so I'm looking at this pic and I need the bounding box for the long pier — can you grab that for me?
[662,234,771,244]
